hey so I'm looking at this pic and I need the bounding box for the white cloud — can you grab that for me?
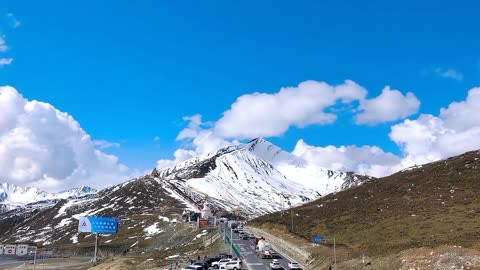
[390,87,480,166]
[356,86,420,125]
[334,79,368,102]
[0,38,7,52]
[214,80,372,139]
[6,13,21,29]
[0,86,130,192]
[156,148,197,169]
[0,58,13,66]
[434,67,463,82]
[92,139,120,149]
[157,80,422,175]
[176,114,203,140]
[292,139,401,177]
[296,87,480,177]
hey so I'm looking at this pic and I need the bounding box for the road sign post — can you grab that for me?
[33,247,37,270]
[313,235,336,267]
[78,216,119,263]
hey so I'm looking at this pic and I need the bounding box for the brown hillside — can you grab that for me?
[251,150,480,256]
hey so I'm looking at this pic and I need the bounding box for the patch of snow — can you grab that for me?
[70,234,78,244]
[158,215,170,222]
[144,223,164,236]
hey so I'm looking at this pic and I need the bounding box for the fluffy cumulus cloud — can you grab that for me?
[356,87,420,125]
[214,80,376,138]
[390,87,480,167]
[293,87,480,177]
[292,139,402,177]
[0,86,130,192]
[214,80,417,139]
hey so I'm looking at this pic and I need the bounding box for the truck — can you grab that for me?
[256,239,272,259]
[254,237,265,246]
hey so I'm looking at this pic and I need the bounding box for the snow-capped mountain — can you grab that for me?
[154,138,373,215]
[0,138,371,247]
[0,182,97,212]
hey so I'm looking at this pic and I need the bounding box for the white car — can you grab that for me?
[270,259,281,269]
[288,261,301,269]
[223,261,241,270]
[214,259,231,269]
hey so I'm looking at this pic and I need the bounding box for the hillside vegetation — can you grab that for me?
[251,150,480,257]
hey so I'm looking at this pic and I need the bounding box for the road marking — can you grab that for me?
[247,263,264,266]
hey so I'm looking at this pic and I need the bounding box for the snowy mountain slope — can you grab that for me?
[0,182,97,212]
[245,138,372,193]
[0,177,194,247]
[155,138,373,216]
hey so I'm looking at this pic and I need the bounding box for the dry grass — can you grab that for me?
[251,150,480,264]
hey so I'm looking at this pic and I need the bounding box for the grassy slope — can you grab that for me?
[251,150,480,256]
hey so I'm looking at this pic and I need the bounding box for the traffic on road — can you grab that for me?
[223,222,303,270]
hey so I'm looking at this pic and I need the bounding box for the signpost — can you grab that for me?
[78,216,119,262]
[313,235,336,267]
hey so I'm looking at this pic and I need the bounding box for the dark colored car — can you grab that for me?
[217,253,232,259]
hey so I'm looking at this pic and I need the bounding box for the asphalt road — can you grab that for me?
[223,227,297,270]
[0,256,91,269]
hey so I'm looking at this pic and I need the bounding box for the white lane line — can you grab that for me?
[247,263,265,266]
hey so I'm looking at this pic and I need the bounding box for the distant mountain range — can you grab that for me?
[0,182,96,212]
[154,138,373,215]
[0,138,372,247]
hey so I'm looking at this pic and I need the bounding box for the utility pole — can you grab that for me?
[230,227,233,256]
[93,233,99,262]
[290,210,294,232]
[333,237,336,266]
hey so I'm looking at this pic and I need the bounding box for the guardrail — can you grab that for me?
[224,235,241,258]
[247,227,311,269]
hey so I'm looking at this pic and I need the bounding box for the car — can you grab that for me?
[248,233,255,239]
[270,259,282,269]
[288,261,301,270]
[213,259,231,269]
[217,253,232,259]
[204,257,222,267]
[223,261,242,270]
[182,266,203,270]
[193,261,209,270]
[242,234,249,240]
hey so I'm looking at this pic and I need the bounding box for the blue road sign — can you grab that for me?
[312,235,323,243]
[78,216,119,234]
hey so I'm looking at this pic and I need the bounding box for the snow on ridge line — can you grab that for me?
[157,178,199,211]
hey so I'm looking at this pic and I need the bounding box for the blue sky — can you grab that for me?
[1,1,480,189]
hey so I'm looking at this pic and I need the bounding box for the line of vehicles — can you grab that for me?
[231,224,302,270]
[182,253,243,270]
